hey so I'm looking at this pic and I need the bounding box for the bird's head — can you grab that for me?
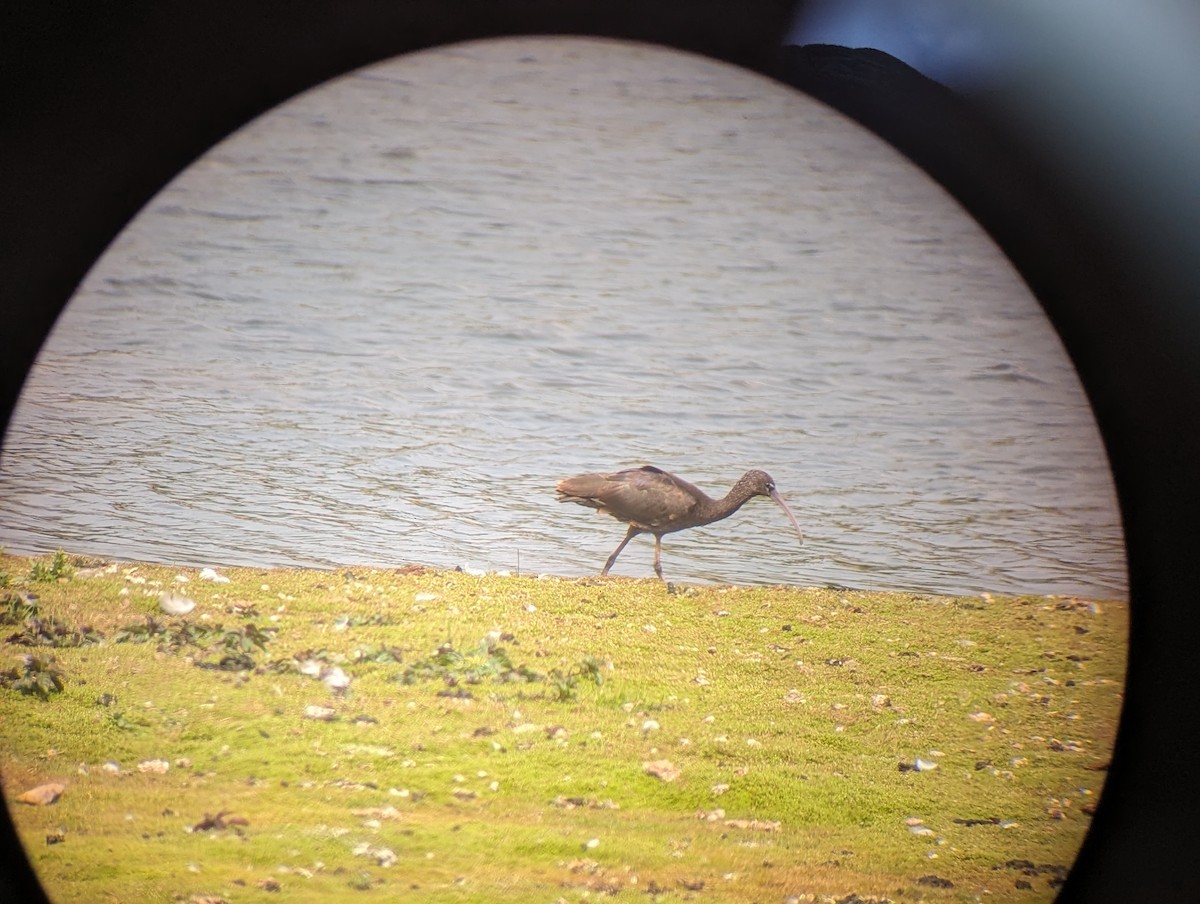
[741,469,803,544]
[742,469,777,497]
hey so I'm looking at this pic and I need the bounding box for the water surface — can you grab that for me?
[0,38,1125,597]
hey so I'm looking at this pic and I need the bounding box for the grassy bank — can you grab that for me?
[0,551,1125,903]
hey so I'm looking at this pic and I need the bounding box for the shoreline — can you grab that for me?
[0,547,1126,603]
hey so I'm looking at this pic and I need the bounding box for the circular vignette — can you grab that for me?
[2,4,1197,903]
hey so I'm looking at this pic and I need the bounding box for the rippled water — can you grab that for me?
[0,38,1126,597]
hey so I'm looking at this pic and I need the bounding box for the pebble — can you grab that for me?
[351,805,402,820]
[724,818,781,832]
[643,760,681,782]
[159,592,196,616]
[322,667,351,694]
[352,844,397,868]
[17,783,65,806]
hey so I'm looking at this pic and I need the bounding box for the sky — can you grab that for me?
[786,0,1200,97]
[785,0,1017,91]
[786,0,1200,311]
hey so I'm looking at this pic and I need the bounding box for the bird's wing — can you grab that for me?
[555,473,611,508]
[604,467,706,530]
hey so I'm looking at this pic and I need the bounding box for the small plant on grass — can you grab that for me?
[1,653,66,699]
[396,638,543,690]
[221,622,274,654]
[113,616,276,670]
[334,612,395,628]
[395,637,606,702]
[1,592,39,625]
[348,870,376,891]
[547,655,606,702]
[349,643,404,664]
[5,614,104,648]
[113,616,218,654]
[28,550,73,583]
[194,623,276,671]
[107,710,143,732]
[271,647,346,673]
[112,615,169,644]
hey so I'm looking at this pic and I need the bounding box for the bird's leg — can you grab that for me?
[602,526,640,575]
[653,534,664,580]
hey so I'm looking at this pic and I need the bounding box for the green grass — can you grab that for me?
[0,551,1126,903]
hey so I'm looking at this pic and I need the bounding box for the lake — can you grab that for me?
[0,37,1126,598]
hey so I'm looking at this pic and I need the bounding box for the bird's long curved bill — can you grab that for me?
[769,489,804,544]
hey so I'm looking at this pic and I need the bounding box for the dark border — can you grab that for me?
[3,4,1198,902]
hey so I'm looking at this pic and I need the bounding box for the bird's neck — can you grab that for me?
[703,482,758,522]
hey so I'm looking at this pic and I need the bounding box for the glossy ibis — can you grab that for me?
[556,465,803,580]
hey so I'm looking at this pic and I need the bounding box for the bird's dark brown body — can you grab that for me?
[556,465,803,580]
